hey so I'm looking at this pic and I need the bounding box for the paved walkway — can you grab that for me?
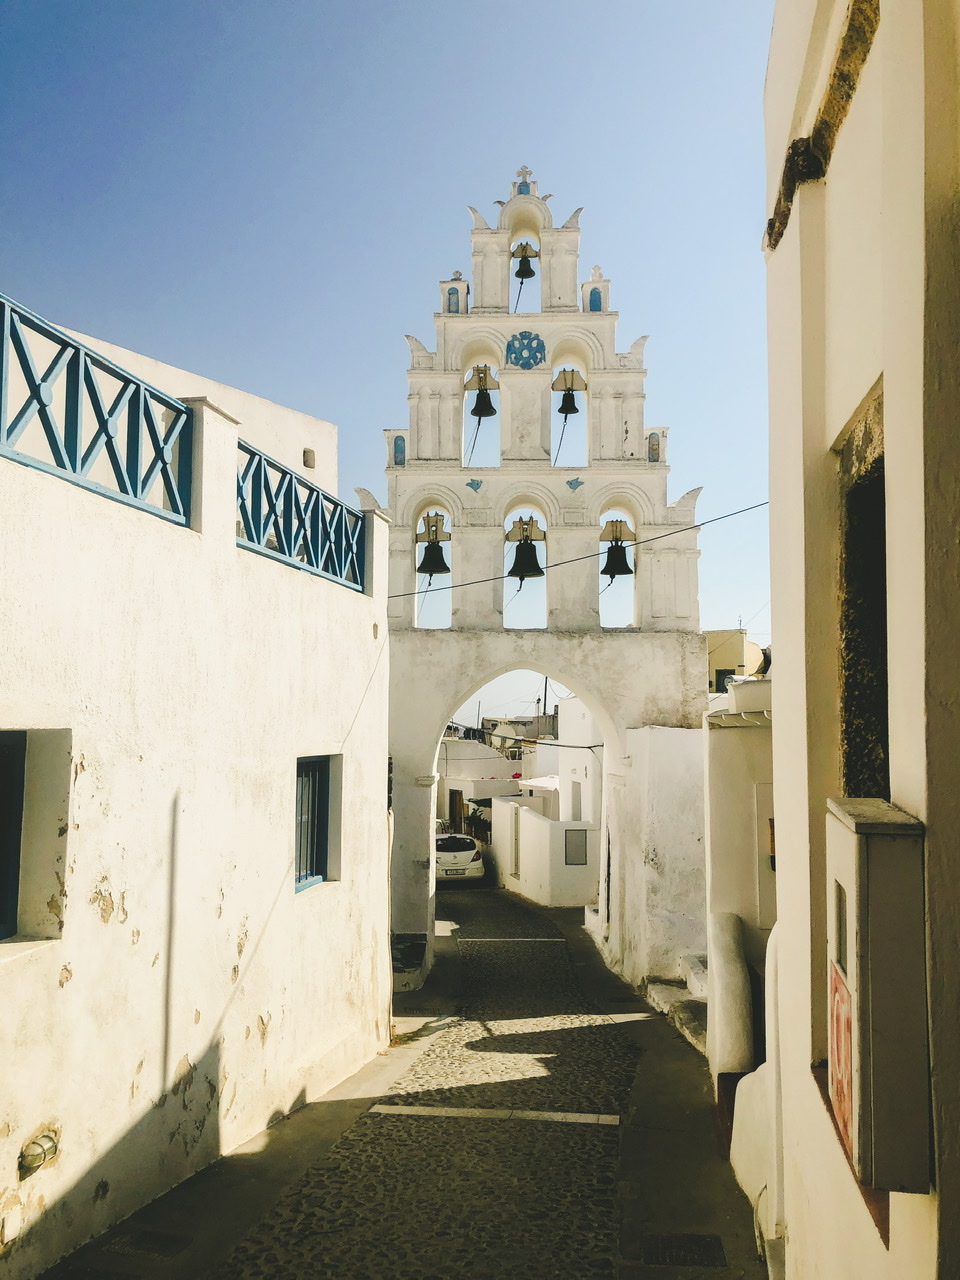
[44,889,766,1279]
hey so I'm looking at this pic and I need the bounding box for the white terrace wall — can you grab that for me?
[66,328,339,493]
[589,724,705,985]
[490,800,599,907]
[0,342,390,1278]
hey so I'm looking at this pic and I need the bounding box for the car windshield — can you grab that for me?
[436,836,475,853]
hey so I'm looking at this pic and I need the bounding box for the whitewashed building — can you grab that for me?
[0,294,392,1277]
[748,1,959,1275]
[384,171,706,987]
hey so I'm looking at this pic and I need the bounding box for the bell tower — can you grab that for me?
[384,171,705,979]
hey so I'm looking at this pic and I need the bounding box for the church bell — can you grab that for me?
[507,538,544,585]
[512,242,538,280]
[417,540,450,579]
[471,387,497,419]
[600,540,632,582]
[558,388,579,419]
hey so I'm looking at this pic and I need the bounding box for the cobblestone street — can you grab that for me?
[209,890,635,1279]
[44,887,765,1279]
[205,889,764,1279]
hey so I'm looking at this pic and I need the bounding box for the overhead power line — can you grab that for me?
[389,501,769,599]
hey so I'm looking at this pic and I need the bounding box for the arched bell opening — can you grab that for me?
[598,507,637,629]
[510,237,541,314]
[414,507,453,630]
[550,365,588,467]
[462,364,501,469]
[502,506,547,630]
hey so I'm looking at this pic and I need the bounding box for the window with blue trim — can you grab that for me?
[0,731,26,939]
[296,756,338,888]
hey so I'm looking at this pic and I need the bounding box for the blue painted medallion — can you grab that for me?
[566,477,584,491]
[465,478,482,491]
[506,332,546,369]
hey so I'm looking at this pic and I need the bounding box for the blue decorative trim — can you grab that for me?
[294,874,326,893]
[465,478,482,491]
[506,332,546,369]
[237,442,365,591]
[566,477,584,491]
[0,292,192,523]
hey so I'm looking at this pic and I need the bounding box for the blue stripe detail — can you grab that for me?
[0,292,192,524]
[236,441,365,591]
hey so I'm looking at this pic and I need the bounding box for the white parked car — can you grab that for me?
[435,833,484,881]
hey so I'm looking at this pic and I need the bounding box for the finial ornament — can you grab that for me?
[591,265,603,281]
[516,165,534,182]
[451,271,462,280]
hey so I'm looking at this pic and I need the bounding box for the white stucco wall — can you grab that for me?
[490,800,599,908]
[64,327,338,493]
[0,347,390,1277]
[764,2,952,1275]
[596,725,705,986]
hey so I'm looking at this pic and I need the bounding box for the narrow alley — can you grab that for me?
[46,889,764,1279]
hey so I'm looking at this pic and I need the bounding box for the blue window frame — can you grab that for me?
[0,731,26,939]
[296,756,331,889]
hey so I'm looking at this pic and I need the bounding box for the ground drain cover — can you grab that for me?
[398,1008,442,1016]
[634,1233,727,1267]
[104,1227,191,1259]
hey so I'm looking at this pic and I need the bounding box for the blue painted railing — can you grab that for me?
[0,292,192,523]
[237,443,365,591]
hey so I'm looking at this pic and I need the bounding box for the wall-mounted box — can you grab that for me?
[826,797,928,1192]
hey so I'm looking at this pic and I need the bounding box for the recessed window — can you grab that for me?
[565,828,588,866]
[295,756,341,889]
[0,732,27,939]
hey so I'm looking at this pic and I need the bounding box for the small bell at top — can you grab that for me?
[471,388,497,419]
[512,242,538,281]
[558,389,579,419]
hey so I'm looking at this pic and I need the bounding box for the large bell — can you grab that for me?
[601,540,633,582]
[471,388,497,419]
[558,388,579,418]
[417,540,450,578]
[507,538,544,585]
[514,255,535,281]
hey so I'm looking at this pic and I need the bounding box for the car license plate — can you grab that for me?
[446,868,466,876]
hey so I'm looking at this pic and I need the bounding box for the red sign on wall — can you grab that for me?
[829,961,854,1159]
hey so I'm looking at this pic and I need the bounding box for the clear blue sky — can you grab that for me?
[0,0,775,695]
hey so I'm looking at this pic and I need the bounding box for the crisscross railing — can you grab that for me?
[0,292,192,523]
[237,443,365,590]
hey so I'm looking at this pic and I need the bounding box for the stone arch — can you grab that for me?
[586,483,655,527]
[495,482,563,528]
[426,654,627,774]
[547,327,609,373]
[497,195,554,235]
[448,328,506,373]
[548,331,605,375]
[399,482,466,529]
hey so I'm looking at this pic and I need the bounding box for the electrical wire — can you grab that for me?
[392,500,768,599]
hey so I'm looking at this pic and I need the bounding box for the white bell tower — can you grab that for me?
[384,171,705,981]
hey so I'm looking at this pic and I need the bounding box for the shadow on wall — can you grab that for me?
[9,1041,222,1280]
